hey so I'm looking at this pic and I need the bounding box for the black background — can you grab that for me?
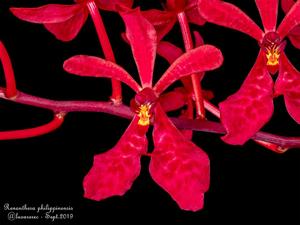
[0,0,300,224]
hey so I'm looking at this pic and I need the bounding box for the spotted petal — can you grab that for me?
[63,55,141,92]
[154,45,223,94]
[275,53,300,124]
[150,104,210,211]
[83,116,148,201]
[219,51,274,145]
[198,0,264,41]
[120,8,157,88]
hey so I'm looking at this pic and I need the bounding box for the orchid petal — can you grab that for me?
[44,10,88,42]
[63,55,141,92]
[219,51,274,145]
[281,0,295,13]
[95,0,133,11]
[193,31,204,47]
[277,0,300,38]
[83,116,148,201]
[150,104,210,211]
[275,53,300,123]
[142,9,177,41]
[10,4,83,24]
[198,0,264,41]
[154,45,223,94]
[157,41,183,64]
[120,8,157,88]
[178,97,194,140]
[255,0,278,32]
[186,0,206,26]
[159,88,188,112]
[288,32,300,49]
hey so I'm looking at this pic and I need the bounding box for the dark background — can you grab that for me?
[0,0,299,224]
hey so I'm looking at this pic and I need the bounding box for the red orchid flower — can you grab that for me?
[10,0,133,42]
[63,8,223,211]
[142,0,205,41]
[198,0,300,145]
[281,0,300,49]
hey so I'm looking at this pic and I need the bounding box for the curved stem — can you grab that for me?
[0,42,17,98]
[177,12,205,119]
[0,88,299,149]
[0,112,65,140]
[86,1,122,104]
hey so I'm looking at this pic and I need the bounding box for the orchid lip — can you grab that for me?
[261,32,285,69]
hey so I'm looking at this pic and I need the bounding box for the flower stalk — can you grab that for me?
[86,1,122,104]
[177,11,205,119]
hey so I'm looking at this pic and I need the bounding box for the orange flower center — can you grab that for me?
[137,103,152,126]
[265,44,280,66]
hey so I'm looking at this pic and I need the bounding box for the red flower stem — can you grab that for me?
[0,88,299,149]
[0,112,65,140]
[177,12,205,119]
[0,42,17,99]
[86,1,122,104]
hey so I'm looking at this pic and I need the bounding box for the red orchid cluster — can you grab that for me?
[0,0,299,212]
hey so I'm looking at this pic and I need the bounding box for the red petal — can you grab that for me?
[193,31,204,47]
[120,8,157,88]
[10,4,83,23]
[44,10,88,42]
[83,116,148,201]
[63,55,141,92]
[150,105,210,211]
[288,32,300,49]
[157,41,183,64]
[198,0,264,41]
[281,0,295,13]
[156,41,194,92]
[154,45,223,94]
[255,0,278,32]
[158,88,188,112]
[185,0,206,26]
[277,0,300,38]
[95,0,133,11]
[275,53,300,123]
[219,51,274,145]
[142,9,176,41]
[178,97,194,140]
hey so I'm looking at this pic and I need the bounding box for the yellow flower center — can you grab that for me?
[137,103,152,126]
[265,45,280,66]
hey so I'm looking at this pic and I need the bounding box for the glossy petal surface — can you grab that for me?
[150,105,210,211]
[154,45,223,94]
[219,51,274,145]
[198,0,264,41]
[275,53,300,123]
[63,55,141,92]
[83,116,148,201]
[277,0,300,38]
[10,4,82,23]
[121,8,157,87]
[44,10,88,41]
[255,0,278,32]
